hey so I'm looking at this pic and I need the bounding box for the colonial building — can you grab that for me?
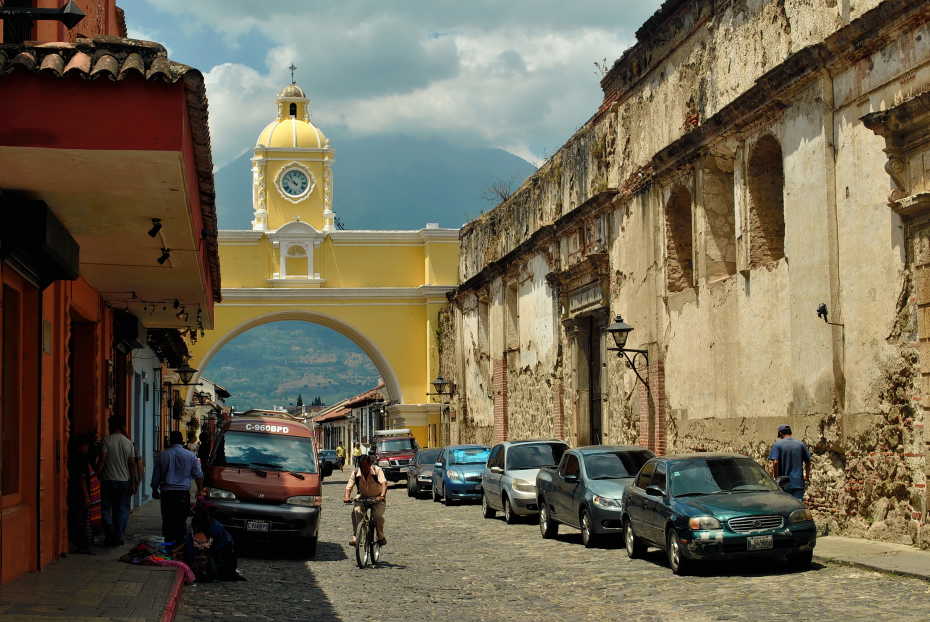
[442,0,930,548]
[188,82,459,449]
[0,3,220,581]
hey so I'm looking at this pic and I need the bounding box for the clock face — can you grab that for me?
[280,168,310,197]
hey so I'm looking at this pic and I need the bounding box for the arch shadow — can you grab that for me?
[191,310,403,404]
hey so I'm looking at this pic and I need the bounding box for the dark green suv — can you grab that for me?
[621,454,816,575]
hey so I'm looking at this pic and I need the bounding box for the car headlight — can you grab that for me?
[207,487,237,500]
[511,479,536,493]
[592,495,623,510]
[286,495,321,507]
[788,509,813,523]
[688,516,721,530]
[377,459,390,467]
[447,469,464,482]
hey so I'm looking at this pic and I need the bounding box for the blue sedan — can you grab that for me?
[432,445,490,505]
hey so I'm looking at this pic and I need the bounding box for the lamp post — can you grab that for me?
[605,314,650,388]
[428,375,455,445]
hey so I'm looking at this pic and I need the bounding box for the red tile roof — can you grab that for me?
[0,36,221,302]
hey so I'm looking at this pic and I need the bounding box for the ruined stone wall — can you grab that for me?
[447,0,930,549]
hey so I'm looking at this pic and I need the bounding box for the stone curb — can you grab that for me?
[160,568,187,622]
[813,553,930,583]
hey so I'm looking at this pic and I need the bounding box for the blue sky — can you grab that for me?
[120,1,661,169]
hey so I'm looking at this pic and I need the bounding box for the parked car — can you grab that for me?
[481,440,568,523]
[537,445,654,547]
[372,429,419,483]
[318,449,340,475]
[622,454,816,575]
[406,448,442,498]
[432,445,490,505]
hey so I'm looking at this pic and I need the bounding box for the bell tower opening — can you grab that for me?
[289,103,297,117]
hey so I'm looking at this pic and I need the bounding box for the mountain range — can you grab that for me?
[209,133,535,410]
[214,130,536,230]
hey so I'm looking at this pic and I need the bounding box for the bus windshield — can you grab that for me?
[216,431,317,473]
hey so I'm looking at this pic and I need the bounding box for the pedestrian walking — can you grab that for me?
[352,442,362,467]
[99,415,139,546]
[152,431,204,546]
[768,424,811,501]
[335,443,346,470]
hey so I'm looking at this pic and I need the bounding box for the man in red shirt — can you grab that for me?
[343,454,388,546]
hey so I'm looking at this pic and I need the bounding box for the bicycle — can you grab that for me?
[352,497,383,568]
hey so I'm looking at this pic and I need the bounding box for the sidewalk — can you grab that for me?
[0,501,185,622]
[814,535,930,581]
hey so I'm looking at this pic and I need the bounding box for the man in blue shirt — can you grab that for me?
[152,431,204,545]
[768,424,811,501]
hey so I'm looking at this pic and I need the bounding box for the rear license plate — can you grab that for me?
[246,520,270,533]
[747,535,773,551]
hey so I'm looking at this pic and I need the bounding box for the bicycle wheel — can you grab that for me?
[371,522,382,564]
[354,519,370,568]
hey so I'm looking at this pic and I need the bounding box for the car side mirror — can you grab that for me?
[645,486,664,497]
[490,466,503,474]
[434,462,443,468]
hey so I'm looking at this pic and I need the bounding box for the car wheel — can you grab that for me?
[539,500,558,539]
[481,492,496,519]
[624,519,646,559]
[788,549,813,569]
[581,509,598,548]
[443,490,454,506]
[503,496,518,524]
[432,486,441,502]
[667,528,691,575]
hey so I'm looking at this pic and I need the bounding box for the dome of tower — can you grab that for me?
[278,83,306,98]
[256,118,328,149]
[255,81,329,149]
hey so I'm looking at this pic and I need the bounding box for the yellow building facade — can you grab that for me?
[188,83,459,447]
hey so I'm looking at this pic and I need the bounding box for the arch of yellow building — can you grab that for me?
[186,81,459,447]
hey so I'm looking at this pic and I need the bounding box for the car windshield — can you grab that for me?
[377,438,416,453]
[670,458,778,496]
[584,451,653,480]
[215,431,317,473]
[451,447,490,465]
[417,449,441,465]
[507,443,566,470]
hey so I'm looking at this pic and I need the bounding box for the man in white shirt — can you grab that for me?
[99,415,139,546]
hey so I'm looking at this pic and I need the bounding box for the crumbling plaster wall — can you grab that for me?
[451,0,930,547]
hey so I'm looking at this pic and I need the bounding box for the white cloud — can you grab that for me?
[159,1,660,167]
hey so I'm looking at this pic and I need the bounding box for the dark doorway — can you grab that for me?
[587,315,603,445]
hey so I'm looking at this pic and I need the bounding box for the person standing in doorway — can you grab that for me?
[99,415,139,546]
[769,424,811,501]
[152,431,204,545]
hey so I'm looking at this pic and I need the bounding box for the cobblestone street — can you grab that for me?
[176,475,930,622]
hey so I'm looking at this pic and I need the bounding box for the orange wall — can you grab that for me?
[0,271,121,583]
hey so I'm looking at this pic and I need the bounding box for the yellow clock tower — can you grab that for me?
[251,82,335,233]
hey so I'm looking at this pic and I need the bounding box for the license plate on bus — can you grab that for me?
[747,535,773,551]
[246,520,270,533]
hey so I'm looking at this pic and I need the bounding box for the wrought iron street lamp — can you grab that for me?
[430,375,452,397]
[174,361,199,386]
[605,314,649,388]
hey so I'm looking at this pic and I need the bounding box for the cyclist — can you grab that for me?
[343,454,387,546]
